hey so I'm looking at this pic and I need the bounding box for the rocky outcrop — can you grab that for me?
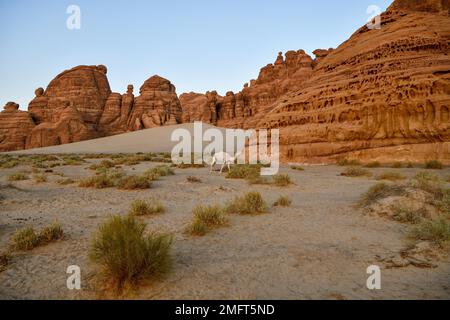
[180,49,315,129]
[0,102,36,151]
[0,67,182,151]
[127,76,182,130]
[258,0,450,163]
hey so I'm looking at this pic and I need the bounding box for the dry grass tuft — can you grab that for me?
[424,160,443,170]
[226,191,268,215]
[185,205,228,236]
[33,174,47,184]
[273,174,292,187]
[186,176,202,183]
[273,196,292,207]
[410,219,450,247]
[7,172,29,182]
[0,252,10,272]
[117,176,151,190]
[129,199,165,216]
[10,223,63,251]
[358,183,407,207]
[376,172,406,181]
[340,167,371,177]
[89,215,172,293]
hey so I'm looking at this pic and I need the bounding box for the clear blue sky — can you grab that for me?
[0,0,392,110]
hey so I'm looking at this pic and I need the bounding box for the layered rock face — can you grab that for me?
[180,50,314,129]
[0,66,182,151]
[0,102,36,151]
[256,0,450,163]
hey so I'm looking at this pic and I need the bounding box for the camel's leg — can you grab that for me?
[210,158,216,174]
[220,163,225,174]
[227,162,231,172]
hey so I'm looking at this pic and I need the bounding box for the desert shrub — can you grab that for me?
[33,174,47,183]
[58,178,75,185]
[376,172,406,181]
[412,172,445,198]
[410,219,450,246]
[273,196,292,207]
[226,191,268,215]
[185,219,208,236]
[290,165,304,171]
[62,155,85,166]
[39,224,64,244]
[226,164,260,180]
[359,183,407,207]
[144,165,174,181]
[365,161,381,168]
[0,159,19,169]
[129,199,165,216]
[89,215,172,292]
[187,176,202,183]
[391,205,427,224]
[340,167,371,177]
[117,176,151,190]
[89,160,115,171]
[273,174,292,186]
[337,159,361,166]
[424,160,443,170]
[79,174,117,189]
[7,172,29,182]
[11,227,40,251]
[0,252,10,272]
[193,205,228,227]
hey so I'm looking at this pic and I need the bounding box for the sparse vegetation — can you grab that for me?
[391,162,403,168]
[62,155,85,166]
[391,205,427,224]
[144,165,175,181]
[290,165,304,171]
[79,174,117,189]
[226,191,268,215]
[358,183,406,207]
[89,215,172,293]
[376,172,406,181]
[10,224,64,251]
[273,174,292,187]
[340,167,371,177]
[117,176,151,190]
[273,196,292,207]
[226,164,261,180]
[129,199,165,216]
[424,160,443,170]
[185,205,228,236]
[410,219,450,246]
[7,172,29,182]
[89,160,115,171]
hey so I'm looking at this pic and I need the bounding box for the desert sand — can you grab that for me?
[0,157,449,300]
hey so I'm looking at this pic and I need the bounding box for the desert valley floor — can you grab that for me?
[0,158,449,300]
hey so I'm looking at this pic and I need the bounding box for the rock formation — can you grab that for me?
[0,67,182,151]
[258,0,450,163]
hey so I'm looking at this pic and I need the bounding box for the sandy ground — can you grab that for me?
[0,161,449,300]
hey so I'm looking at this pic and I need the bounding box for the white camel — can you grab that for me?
[210,151,241,174]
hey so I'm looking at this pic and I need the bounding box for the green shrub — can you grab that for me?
[273,196,292,207]
[129,200,165,216]
[89,215,172,292]
[424,160,443,170]
[410,219,450,246]
[117,176,151,190]
[7,172,29,182]
[340,167,371,177]
[226,192,268,215]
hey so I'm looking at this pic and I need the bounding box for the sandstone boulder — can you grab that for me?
[0,102,36,151]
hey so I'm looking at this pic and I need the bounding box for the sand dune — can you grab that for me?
[7,123,228,155]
